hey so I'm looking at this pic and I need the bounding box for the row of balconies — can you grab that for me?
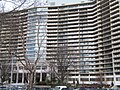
[97,7,110,15]
[47,32,79,37]
[46,55,95,60]
[47,45,97,53]
[97,41,111,46]
[80,30,95,34]
[112,40,120,48]
[112,53,120,58]
[48,11,96,19]
[48,8,97,16]
[110,2,119,10]
[113,49,120,54]
[97,0,109,7]
[48,29,78,33]
[114,64,120,67]
[110,9,119,16]
[114,59,120,63]
[111,19,120,25]
[97,33,111,39]
[48,21,79,25]
[48,19,98,27]
[110,14,119,21]
[49,4,95,12]
[49,14,97,20]
[47,50,80,54]
[46,31,119,46]
[111,35,120,41]
[111,29,120,36]
[48,20,96,26]
[111,17,119,22]
[48,25,80,29]
[97,13,110,20]
[47,41,78,47]
[110,0,117,6]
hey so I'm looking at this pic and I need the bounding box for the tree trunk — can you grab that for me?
[28,72,34,90]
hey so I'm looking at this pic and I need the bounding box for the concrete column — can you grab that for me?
[40,73,42,82]
[16,65,19,83]
[22,73,24,83]
[10,58,13,84]
[112,51,116,86]
[40,66,42,82]
[16,71,19,83]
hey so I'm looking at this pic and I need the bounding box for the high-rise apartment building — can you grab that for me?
[0,7,48,84]
[0,0,120,86]
[47,0,120,86]
[0,10,30,72]
[47,0,97,85]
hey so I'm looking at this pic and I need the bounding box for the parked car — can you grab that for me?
[54,86,67,90]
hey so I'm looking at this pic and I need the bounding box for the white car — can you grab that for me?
[54,86,67,90]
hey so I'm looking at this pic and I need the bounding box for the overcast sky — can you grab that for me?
[0,0,92,12]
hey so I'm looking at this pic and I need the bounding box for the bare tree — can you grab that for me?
[0,0,27,12]
[0,0,48,12]
[96,71,106,88]
[0,12,18,85]
[0,60,11,85]
[47,44,75,85]
[0,1,47,90]
[12,14,46,90]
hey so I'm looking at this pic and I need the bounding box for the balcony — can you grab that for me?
[112,26,120,30]
[111,30,120,36]
[111,17,119,22]
[110,8,119,15]
[110,0,117,6]
[68,13,79,17]
[47,23,58,25]
[112,35,120,40]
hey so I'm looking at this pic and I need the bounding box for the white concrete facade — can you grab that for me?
[47,0,120,86]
